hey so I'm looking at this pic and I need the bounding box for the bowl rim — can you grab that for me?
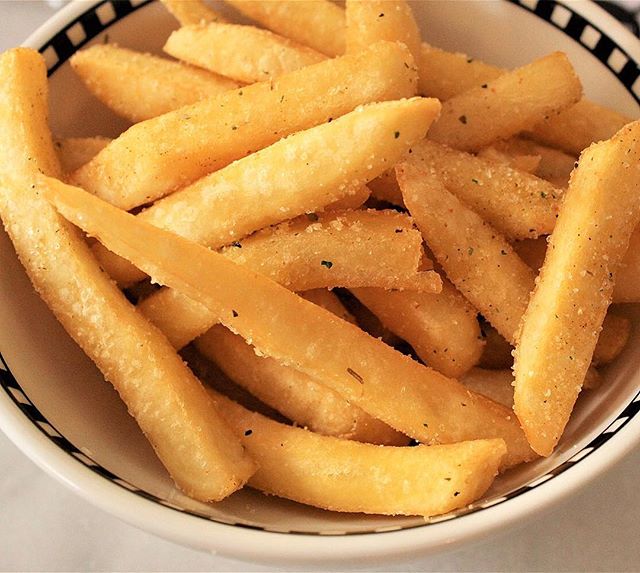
[0,0,639,564]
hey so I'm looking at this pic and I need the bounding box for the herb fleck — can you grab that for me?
[454,491,460,497]
[471,178,479,184]
[231,241,242,248]
[394,131,400,139]
[244,429,253,436]
[458,115,468,124]
[321,260,333,269]
[500,249,507,256]
[481,83,488,89]
[468,247,474,255]
[540,191,547,198]
[232,310,239,317]
[306,212,319,222]
[347,368,364,384]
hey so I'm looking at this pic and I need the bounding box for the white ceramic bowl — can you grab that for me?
[1,0,639,566]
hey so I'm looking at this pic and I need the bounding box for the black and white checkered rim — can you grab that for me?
[1,0,639,537]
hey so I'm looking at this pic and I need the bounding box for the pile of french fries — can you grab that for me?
[1,0,638,518]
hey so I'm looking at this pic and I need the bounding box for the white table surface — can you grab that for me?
[1,1,640,571]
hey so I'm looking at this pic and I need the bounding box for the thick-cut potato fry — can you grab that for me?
[398,163,537,343]
[42,176,534,467]
[55,136,111,174]
[514,121,640,456]
[403,140,564,240]
[367,169,403,206]
[0,48,255,501]
[210,390,506,516]
[96,183,370,287]
[220,210,440,293]
[462,367,602,409]
[428,52,582,152]
[197,325,407,446]
[592,313,632,366]
[479,322,514,370]
[70,41,418,211]
[461,369,515,409]
[418,43,631,155]
[138,209,440,349]
[301,289,358,326]
[512,236,548,272]
[529,99,632,155]
[346,1,421,66]
[515,232,640,304]
[476,146,541,175]
[401,161,631,360]
[351,280,484,379]
[613,226,640,303]
[93,97,441,285]
[490,138,576,188]
[344,0,420,204]
[164,23,326,84]
[160,0,228,25]
[224,0,345,57]
[479,308,630,369]
[418,44,502,100]
[70,45,238,123]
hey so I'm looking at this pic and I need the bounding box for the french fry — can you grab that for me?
[210,390,506,517]
[490,138,576,188]
[160,0,228,25]
[41,176,535,467]
[513,121,640,456]
[592,312,632,366]
[344,0,420,205]
[478,322,514,370]
[224,0,346,57]
[401,161,632,363]
[418,44,502,100]
[164,23,326,84]
[613,226,640,303]
[528,98,632,155]
[428,52,582,152]
[462,366,602,409]
[476,146,541,175]
[479,307,630,369]
[70,41,418,211]
[93,97,441,285]
[418,43,632,154]
[300,289,358,326]
[512,236,548,272]
[345,1,421,66]
[367,169,403,206]
[197,325,408,446]
[220,210,440,293]
[138,210,441,350]
[460,369,515,409]
[515,232,640,304]
[0,48,255,501]
[351,280,484,379]
[403,140,564,240]
[70,45,238,123]
[55,136,111,174]
[398,163,537,343]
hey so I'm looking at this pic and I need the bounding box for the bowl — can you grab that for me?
[0,0,639,566]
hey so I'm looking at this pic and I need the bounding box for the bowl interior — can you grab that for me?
[1,0,639,539]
